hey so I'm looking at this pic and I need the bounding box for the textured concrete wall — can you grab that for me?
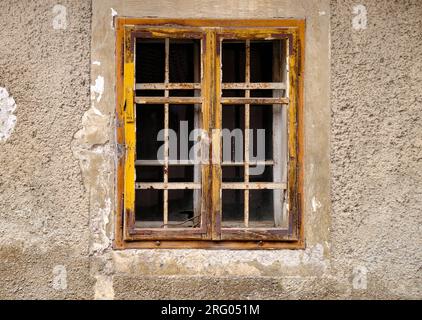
[330,0,422,298]
[0,0,420,299]
[0,0,94,299]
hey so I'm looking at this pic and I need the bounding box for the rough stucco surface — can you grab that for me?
[330,0,422,298]
[0,0,420,300]
[0,0,94,299]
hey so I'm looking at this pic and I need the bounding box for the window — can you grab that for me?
[115,19,304,249]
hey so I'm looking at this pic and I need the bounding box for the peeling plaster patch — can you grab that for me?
[94,275,114,300]
[91,76,104,103]
[302,244,328,271]
[111,8,118,29]
[312,196,322,213]
[352,265,368,290]
[0,87,17,142]
[52,265,67,291]
[91,197,112,254]
[71,104,112,253]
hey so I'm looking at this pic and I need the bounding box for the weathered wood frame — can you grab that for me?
[115,18,305,250]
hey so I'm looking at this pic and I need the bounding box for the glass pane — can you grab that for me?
[250,105,273,161]
[168,166,194,182]
[222,166,244,182]
[135,189,163,228]
[169,105,195,161]
[136,104,164,160]
[168,190,200,228]
[136,39,165,83]
[136,166,163,182]
[222,105,245,163]
[249,190,274,228]
[169,39,200,83]
[222,41,245,83]
[249,165,273,182]
[222,190,244,228]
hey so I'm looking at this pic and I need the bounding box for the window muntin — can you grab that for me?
[116,20,304,249]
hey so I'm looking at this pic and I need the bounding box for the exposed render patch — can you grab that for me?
[72,73,112,254]
[94,275,114,300]
[0,87,17,142]
[311,196,322,213]
[352,265,368,290]
[111,8,118,29]
[91,76,104,103]
[52,265,67,291]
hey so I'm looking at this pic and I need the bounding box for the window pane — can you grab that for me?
[135,189,163,228]
[136,104,164,160]
[249,190,274,228]
[169,105,195,161]
[168,166,194,182]
[222,105,245,163]
[169,39,200,83]
[222,190,244,228]
[222,41,245,83]
[136,166,163,182]
[168,190,200,228]
[222,166,244,182]
[249,165,273,182]
[250,105,273,161]
[136,39,165,83]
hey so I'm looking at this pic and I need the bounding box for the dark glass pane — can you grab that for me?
[250,41,273,83]
[136,104,164,160]
[136,166,163,182]
[169,39,200,83]
[222,105,245,163]
[169,90,195,97]
[136,90,165,97]
[135,189,163,228]
[250,105,273,161]
[222,90,245,97]
[222,41,246,83]
[222,190,244,228]
[250,89,273,97]
[249,166,273,182]
[222,166,244,182]
[136,39,165,83]
[168,190,198,228]
[169,105,194,161]
[168,166,194,182]
[249,190,274,228]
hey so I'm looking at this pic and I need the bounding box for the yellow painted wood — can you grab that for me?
[123,28,136,235]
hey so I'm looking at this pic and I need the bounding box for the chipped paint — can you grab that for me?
[352,265,368,290]
[93,61,101,66]
[52,265,67,290]
[312,196,322,213]
[91,76,104,103]
[111,8,118,29]
[94,275,114,300]
[0,87,17,142]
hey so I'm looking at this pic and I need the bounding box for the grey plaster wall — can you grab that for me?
[0,0,420,299]
[0,0,94,299]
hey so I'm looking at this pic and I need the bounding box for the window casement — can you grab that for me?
[115,19,304,249]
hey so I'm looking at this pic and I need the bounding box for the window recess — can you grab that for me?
[115,19,304,249]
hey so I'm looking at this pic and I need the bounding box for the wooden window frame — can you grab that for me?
[115,18,305,250]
